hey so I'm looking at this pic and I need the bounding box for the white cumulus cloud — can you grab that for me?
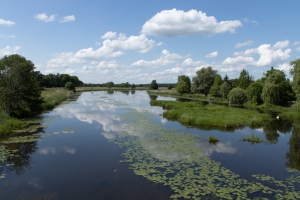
[60,15,75,23]
[141,8,242,37]
[273,40,289,49]
[181,58,204,67]
[103,33,159,53]
[0,46,21,57]
[0,18,15,26]
[206,51,218,58]
[34,13,56,22]
[297,46,300,52]
[132,49,182,68]
[234,40,253,48]
[74,46,124,60]
[47,52,83,68]
[101,31,117,39]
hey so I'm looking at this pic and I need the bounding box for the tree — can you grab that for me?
[209,75,223,97]
[176,75,191,94]
[0,54,42,117]
[237,69,254,89]
[65,82,76,92]
[247,81,263,105]
[192,67,217,97]
[176,80,189,94]
[261,82,279,105]
[228,88,248,105]
[106,81,114,88]
[131,83,136,89]
[167,84,173,90]
[291,59,300,101]
[220,82,231,99]
[149,80,158,90]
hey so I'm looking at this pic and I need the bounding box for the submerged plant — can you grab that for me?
[241,134,263,143]
[208,136,219,144]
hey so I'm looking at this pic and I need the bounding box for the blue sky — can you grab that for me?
[1,0,299,84]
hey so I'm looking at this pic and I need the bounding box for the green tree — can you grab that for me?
[0,54,42,117]
[247,81,263,105]
[167,84,173,90]
[228,88,247,105]
[220,82,231,99]
[131,83,136,89]
[107,81,114,88]
[176,75,191,94]
[149,80,158,90]
[176,80,189,94]
[291,59,300,102]
[237,69,254,89]
[192,66,217,97]
[261,82,279,105]
[209,75,223,97]
[65,82,76,92]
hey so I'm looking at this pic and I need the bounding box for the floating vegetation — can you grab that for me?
[208,136,219,144]
[241,134,264,144]
[111,108,300,199]
[61,127,75,134]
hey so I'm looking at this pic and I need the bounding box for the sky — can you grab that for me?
[1,0,300,84]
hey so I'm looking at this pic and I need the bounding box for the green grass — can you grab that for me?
[209,136,219,144]
[0,111,27,135]
[41,88,72,110]
[241,134,263,143]
[150,100,272,128]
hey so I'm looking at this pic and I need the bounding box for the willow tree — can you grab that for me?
[192,67,217,97]
[0,54,42,117]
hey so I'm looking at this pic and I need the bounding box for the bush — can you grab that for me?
[228,88,248,105]
[209,136,219,144]
[65,82,76,92]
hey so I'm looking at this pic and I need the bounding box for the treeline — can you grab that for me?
[81,82,176,88]
[34,72,83,88]
[173,60,300,106]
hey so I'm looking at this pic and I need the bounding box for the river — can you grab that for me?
[0,90,299,199]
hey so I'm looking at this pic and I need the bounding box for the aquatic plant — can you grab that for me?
[112,108,300,199]
[208,136,219,144]
[241,134,263,143]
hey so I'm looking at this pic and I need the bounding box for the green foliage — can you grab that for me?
[209,85,221,97]
[0,54,43,117]
[261,82,279,105]
[65,82,76,92]
[167,84,173,90]
[241,134,263,143]
[238,69,254,89]
[176,80,190,94]
[247,82,263,105]
[176,75,191,94]
[220,82,231,99]
[291,59,300,101]
[131,83,136,89]
[0,111,27,135]
[106,81,114,88]
[41,73,83,87]
[150,100,271,128]
[209,136,219,144]
[149,80,158,90]
[228,88,248,105]
[192,66,217,96]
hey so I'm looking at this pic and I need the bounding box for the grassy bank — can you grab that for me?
[0,88,73,135]
[0,111,27,135]
[150,100,272,128]
[41,88,73,110]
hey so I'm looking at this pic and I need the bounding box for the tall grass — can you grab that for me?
[41,88,72,110]
[0,111,27,135]
[151,100,272,128]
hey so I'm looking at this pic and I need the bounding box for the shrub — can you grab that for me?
[228,88,248,105]
[209,136,219,144]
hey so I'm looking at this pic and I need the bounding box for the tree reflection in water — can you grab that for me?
[263,119,293,144]
[286,122,300,171]
[0,127,44,176]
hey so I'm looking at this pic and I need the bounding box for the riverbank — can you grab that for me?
[150,100,272,129]
[148,89,300,122]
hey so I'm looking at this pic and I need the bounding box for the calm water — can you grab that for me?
[0,90,299,199]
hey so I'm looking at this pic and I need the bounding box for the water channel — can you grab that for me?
[0,90,300,199]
